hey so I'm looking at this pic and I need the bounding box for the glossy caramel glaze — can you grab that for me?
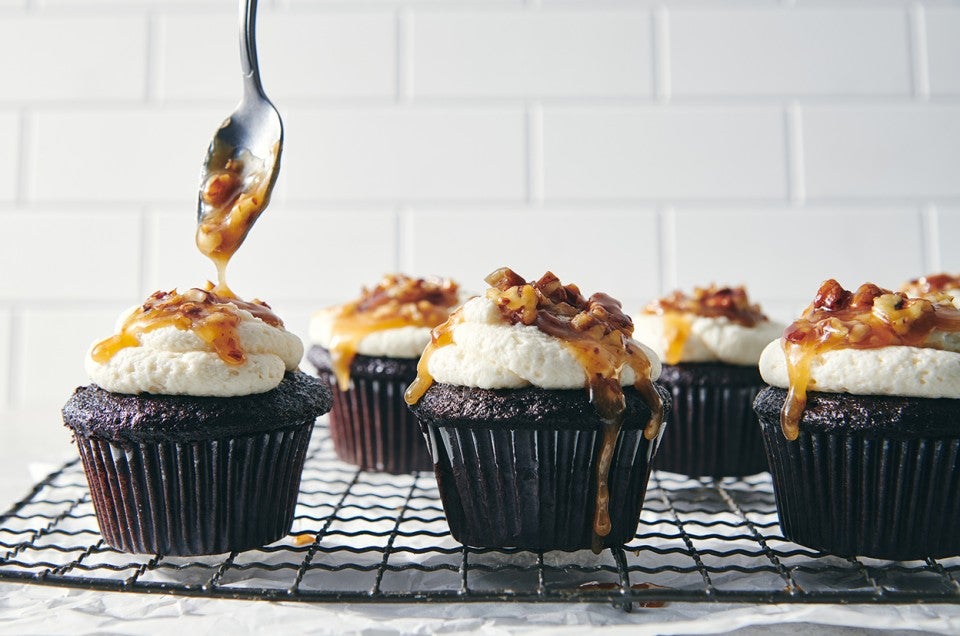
[196,143,280,294]
[900,273,960,299]
[323,274,460,390]
[779,279,960,440]
[405,267,663,541]
[642,285,767,365]
[91,285,282,366]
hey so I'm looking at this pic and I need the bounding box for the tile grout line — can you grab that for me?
[139,207,153,298]
[908,2,931,101]
[394,205,406,273]
[527,102,544,206]
[652,4,670,104]
[397,8,414,104]
[14,109,31,206]
[785,101,806,207]
[921,203,941,273]
[659,205,676,293]
[145,10,162,103]
[6,309,20,410]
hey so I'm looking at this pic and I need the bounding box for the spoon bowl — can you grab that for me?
[196,0,282,278]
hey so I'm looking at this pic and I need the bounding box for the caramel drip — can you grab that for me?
[779,279,960,439]
[328,313,434,390]
[404,268,664,543]
[404,315,461,406]
[325,275,461,391]
[660,312,692,366]
[91,287,282,366]
[780,340,815,441]
[196,143,280,294]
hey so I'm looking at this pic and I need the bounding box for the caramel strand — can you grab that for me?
[196,143,280,295]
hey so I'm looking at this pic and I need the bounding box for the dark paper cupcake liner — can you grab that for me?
[74,422,314,556]
[422,423,658,550]
[757,397,960,561]
[654,364,768,477]
[318,372,433,474]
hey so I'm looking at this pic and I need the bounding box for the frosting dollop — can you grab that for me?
[637,285,778,365]
[310,274,461,389]
[86,287,302,397]
[425,295,661,389]
[759,341,960,398]
[310,312,432,359]
[633,314,782,366]
[761,279,960,440]
[405,268,663,427]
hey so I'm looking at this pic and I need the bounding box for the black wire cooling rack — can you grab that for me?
[2,425,960,611]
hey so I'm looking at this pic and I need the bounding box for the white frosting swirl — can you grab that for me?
[427,297,661,390]
[632,314,783,366]
[759,340,960,399]
[309,308,430,359]
[86,305,303,397]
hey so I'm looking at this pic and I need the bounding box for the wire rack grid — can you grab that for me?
[2,425,960,612]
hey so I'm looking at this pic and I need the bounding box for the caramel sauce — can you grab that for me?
[900,273,960,298]
[660,313,693,366]
[94,134,282,369]
[405,314,461,405]
[324,274,460,390]
[642,285,767,365]
[91,286,282,366]
[779,279,960,440]
[196,143,280,295]
[404,268,664,542]
[577,581,669,607]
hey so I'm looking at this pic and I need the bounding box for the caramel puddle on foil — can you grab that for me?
[578,581,670,608]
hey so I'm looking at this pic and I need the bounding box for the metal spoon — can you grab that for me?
[196,0,282,276]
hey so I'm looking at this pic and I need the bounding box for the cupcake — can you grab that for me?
[755,279,960,560]
[308,274,460,473]
[633,285,782,477]
[62,286,332,555]
[406,268,669,551]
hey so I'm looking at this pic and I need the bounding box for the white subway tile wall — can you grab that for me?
[926,8,960,96]
[0,2,956,420]
[0,113,17,202]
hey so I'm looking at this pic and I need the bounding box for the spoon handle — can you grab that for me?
[239,0,265,97]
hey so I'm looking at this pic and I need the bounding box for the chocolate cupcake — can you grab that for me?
[406,268,669,550]
[633,286,782,477]
[63,287,331,555]
[755,279,960,560]
[308,274,460,474]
